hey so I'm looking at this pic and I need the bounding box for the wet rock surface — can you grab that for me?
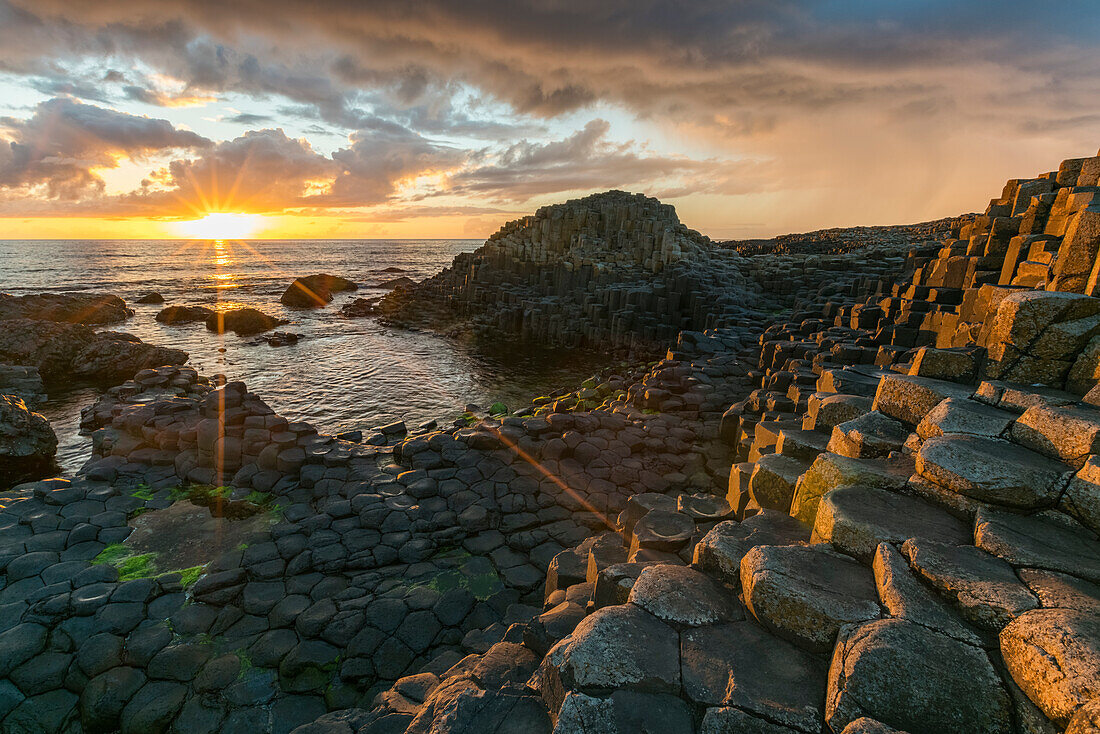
[7,151,1100,732]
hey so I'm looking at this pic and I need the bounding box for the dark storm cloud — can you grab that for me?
[0,97,210,198]
[5,0,1098,135]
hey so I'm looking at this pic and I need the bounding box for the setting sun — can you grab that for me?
[175,212,263,239]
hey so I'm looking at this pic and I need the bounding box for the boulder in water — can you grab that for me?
[280,273,358,308]
[71,332,188,383]
[0,292,132,324]
[206,307,288,335]
[136,292,165,304]
[156,305,215,324]
[374,276,416,290]
[0,394,58,488]
[0,365,47,408]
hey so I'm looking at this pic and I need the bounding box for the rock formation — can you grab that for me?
[0,394,57,487]
[156,304,215,324]
[206,307,288,335]
[0,318,187,385]
[377,191,951,356]
[281,274,358,308]
[2,149,1100,733]
[0,292,133,324]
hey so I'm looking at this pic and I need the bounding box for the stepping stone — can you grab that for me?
[1019,569,1100,614]
[741,544,880,653]
[682,619,826,730]
[803,393,873,432]
[677,493,734,523]
[1012,403,1100,469]
[1000,608,1100,726]
[628,565,742,627]
[872,543,982,646]
[617,493,677,537]
[908,347,977,381]
[533,604,680,712]
[555,690,693,734]
[873,374,973,426]
[790,453,910,527]
[1063,455,1100,534]
[827,411,908,459]
[974,508,1100,584]
[915,398,1016,440]
[692,511,809,587]
[749,454,809,512]
[700,706,808,733]
[813,485,970,562]
[916,434,1069,509]
[585,533,627,584]
[629,510,694,554]
[776,427,830,462]
[819,369,882,399]
[901,538,1038,631]
[827,619,1012,734]
[975,380,1078,413]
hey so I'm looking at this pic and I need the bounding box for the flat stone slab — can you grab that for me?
[749,453,809,513]
[827,411,908,459]
[1063,455,1100,534]
[555,690,692,734]
[741,543,880,653]
[901,538,1038,631]
[534,603,680,710]
[872,374,973,426]
[681,619,826,730]
[827,618,1012,734]
[916,434,1069,509]
[790,453,910,527]
[872,543,982,646]
[700,706,808,733]
[1012,403,1100,469]
[1000,607,1100,726]
[127,500,277,570]
[915,397,1015,440]
[1019,568,1100,614]
[627,564,743,627]
[974,508,1100,584]
[813,485,970,563]
[692,511,809,587]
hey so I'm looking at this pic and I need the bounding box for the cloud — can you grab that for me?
[0,97,210,198]
[122,84,215,107]
[1,1,1099,234]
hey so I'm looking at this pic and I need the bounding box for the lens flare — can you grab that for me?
[175,212,262,239]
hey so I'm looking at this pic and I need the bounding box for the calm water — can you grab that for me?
[0,239,611,472]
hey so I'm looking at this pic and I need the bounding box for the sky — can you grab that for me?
[0,1,1099,240]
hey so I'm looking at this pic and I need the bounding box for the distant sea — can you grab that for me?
[0,239,611,472]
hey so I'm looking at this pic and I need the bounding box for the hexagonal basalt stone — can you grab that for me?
[827,619,1012,734]
[741,544,880,653]
[627,564,742,627]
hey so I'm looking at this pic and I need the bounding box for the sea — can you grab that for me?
[0,239,612,472]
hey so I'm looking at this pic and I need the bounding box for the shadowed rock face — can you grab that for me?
[0,318,187,385]
[156,305,214,324]
[280,274,358,308]
[0,394,57,487]
[0,292,133,324]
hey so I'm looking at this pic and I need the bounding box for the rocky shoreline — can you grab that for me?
[1,151,1100,733]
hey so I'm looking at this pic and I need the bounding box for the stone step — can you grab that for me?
[826,411,909,459]
[748,453,811,513]
[775,427,830,462]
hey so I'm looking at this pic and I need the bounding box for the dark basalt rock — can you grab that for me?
[0,394,57,487]
[0,292,133,324]
[156,305,215,324]
[281,274,358,308]
[135,293,165,304]
[206,308,288,336]
[0,318,187,384]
